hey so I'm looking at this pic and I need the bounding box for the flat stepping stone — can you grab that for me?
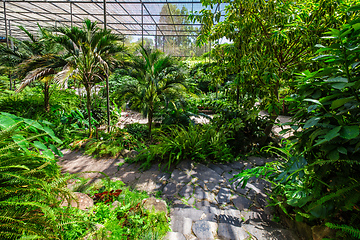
[228,161,245,170]
[192,163,224,183]
[205,181,220,192]
[208,163,225,175]
[192,220,218,240]
[243,222,299,240]
[164,232,186,240]
[199,206,221,222]
[171,208,204,221]
[216,188,231,205]
[232,195,253,210]
[194,186,211,200]
[178,184,194,199]
[218,223,250,240]
[163,182,182,196]
[218,208,242,227]
[171,169,192,183]
[170,216,193,236]
[176,160,194,172]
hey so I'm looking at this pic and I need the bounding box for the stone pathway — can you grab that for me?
[59,152,299,240]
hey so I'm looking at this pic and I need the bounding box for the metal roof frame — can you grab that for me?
[1,0,226,56]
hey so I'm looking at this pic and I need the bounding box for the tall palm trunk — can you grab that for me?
[85,84,92,137]
[44,81,50,112]
[148,108,153,139]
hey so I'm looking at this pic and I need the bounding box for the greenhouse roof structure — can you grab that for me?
[1,0,225,41]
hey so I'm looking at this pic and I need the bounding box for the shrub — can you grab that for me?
[134,124,233,170]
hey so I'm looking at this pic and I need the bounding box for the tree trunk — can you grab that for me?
[148,109,153,139]
[85,85,92,137]
[44,82,50,112]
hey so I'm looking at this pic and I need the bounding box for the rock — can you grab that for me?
[60,192,94,210]
[228,161,245,170]
[312,225,336,240]
[171,208,204,221]
[206,182,220,192]
[171,216,193,235]
[208,163,225,175]
[199,206,220,222]
[171,169,192,183]
[164,232,186,240]
[216,188,231,205]
[192,220,218,240]
[163,182,182,196]
[121,149,139,158]
[243,223,299,240]
[194,186,210,200]
[179,184,194,199]
[218,223,250,240]
[143,197,168,214]
[232,195,253,210]
[111,200,121,209]
[157,172,171,182]
[247,156,266,166]
[222,172,235,181]
[192,163,224,183]
[177,160,194,172]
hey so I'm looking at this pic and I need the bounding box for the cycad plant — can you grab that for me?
[118,46,188,136]
[50,19,126,135]
[0,112,72,239]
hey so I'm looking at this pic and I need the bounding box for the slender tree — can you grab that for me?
[118,46,187,137]
[50,19,125,136]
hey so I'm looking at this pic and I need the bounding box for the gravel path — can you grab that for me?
[59,152,299,240]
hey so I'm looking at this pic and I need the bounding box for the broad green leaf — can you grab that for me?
[325,76,348,83]
[303,117,321,129]
[49,144,63,157]
[314,138,328,146]
[353,23,360,31]
[337,147,347,155]
[303,99,322,105]
[33,141,47,150]
[0,115,16,129]
[324,126,341,141]
[307,105,318,112]
[24,119,44,131]
[12,134,29,151]
[312,55,332,61]
[331,97,354,109]
[43,126,62,144]
[330,82,347,90]
[42,149,54,159]
[340,126,359,139]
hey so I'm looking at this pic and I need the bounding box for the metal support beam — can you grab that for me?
[70,2,73,27]
[4,1,9,48]
[141,0,143,46]
[104,0,111,133]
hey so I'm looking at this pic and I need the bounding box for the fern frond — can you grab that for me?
[326,222,360,239]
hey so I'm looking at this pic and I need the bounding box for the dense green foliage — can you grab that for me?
[1,3,360,238]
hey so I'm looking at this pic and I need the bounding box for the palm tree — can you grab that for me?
[119,46,188,137]
[0,25,68,112]
[50,19,125,135]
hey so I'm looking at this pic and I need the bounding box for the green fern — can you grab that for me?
[325,222,360,239]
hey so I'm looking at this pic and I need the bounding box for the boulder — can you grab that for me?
[143,197,168,214]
